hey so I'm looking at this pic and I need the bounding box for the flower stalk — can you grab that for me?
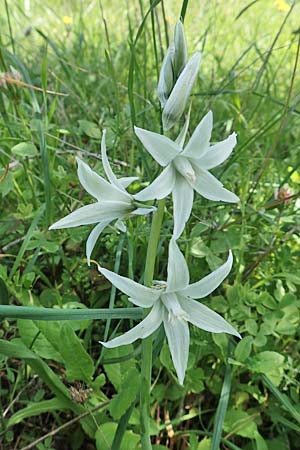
[140,198,165,450]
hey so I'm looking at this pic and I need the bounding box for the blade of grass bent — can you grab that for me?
[211,362,232,450]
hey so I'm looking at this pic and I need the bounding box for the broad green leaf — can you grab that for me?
[7,398,68,427]
[249,351,285,386]
[109,367,140,420]
[78,120,101,139]
[234,336,253,362]
[11,142,38,157]
[95,422,140,450]
[0,170,13,197]
[18,320,63,361]
[59,324,94,382]
[103,345,135,390]
[223,409,258,438]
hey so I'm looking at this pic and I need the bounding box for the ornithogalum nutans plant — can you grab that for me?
[49,17,241,450]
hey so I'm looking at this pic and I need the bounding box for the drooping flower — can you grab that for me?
[157,20,201,131]
[99,239,241,385]
[134,111,239,239]
[49,130,155,264]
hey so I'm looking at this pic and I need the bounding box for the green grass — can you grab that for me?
[1,0,300,449]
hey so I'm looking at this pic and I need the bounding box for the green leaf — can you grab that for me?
[78,120,101,139]
[223,409,258,438]
[7,398,68,427]
[109,367,139,420]
[103,345,135,390]
[249,351,285,386]
[18,320,63,361]
[0,305,143,321]
[0,277,9,305]
[0,170,13,196]
[95,422,140,450]
[234,336,253,362]
[11,142,38,157]
[59,324,94,382]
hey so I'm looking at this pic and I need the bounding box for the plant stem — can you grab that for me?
[140,198,165,450]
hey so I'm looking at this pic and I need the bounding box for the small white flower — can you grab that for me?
[49,130,155,264]
[99,239,241,385]
[134,111,239,239]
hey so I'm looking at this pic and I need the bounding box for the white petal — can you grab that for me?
[175,105,191,148]
[76,157,129,203]
[98,267,161,307]
[180,251,233,299]
[115,219,127,232]
[172,174,194,239]
[166,239,189,292]
[134,126,181,166]
[133,164,176,202]
[101,302,163,348]
[191,166,240,203]
[179,295,241,338]
[119,176,139,189]
[86,220,112,265]
[162,52,201,131]
[49,202,128,229]
[101,130,129,194]
[132,207,156,216]
[163,309,190,385]
[157,45,175,107]
[197,133,237,169]
[182,111,212,159]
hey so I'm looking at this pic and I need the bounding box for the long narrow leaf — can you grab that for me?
[211,363,232,450]
[0,305,143,321]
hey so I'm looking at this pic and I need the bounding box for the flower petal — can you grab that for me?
[134,126,181,166]
[191,167,239,203]
[180,251,233,299]
[172,174,194,239]
[49,202,128,229]
[133,164,176,202]
[76,157,129,203]
[115,219,127,232]
[157,44,175,107]
[182,110,213,159]
[197,132,237,170]
[132,206,156,216]
[162,52,201,131]
[86,220,112,265]
[167,239,189,292]
[175,105,191,149]
[101,130,131,195]
[119,176,139,189]
[101,301,163,348]
[179,295,241,338]
[163,309,190,385]
[98,267,161,307]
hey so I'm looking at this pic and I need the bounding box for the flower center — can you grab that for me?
[173,156,196,183]
[161,292,189,322]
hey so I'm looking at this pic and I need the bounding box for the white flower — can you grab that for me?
[134,111,239,239]
[99,239,241,385]
[49,130,155,264]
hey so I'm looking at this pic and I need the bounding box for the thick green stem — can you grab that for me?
[140,198,165,450]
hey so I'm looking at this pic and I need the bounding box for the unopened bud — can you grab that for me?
[157,44,175,107]
[173,21,188,77]
[162,52,201,131]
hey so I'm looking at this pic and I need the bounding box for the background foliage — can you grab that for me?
[0,0,300,449]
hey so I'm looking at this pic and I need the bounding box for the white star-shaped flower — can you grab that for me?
[134,111,239,239]
[49,130,155,264]
[99,239,241,385]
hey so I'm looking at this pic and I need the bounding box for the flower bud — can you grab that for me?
[173,21,188,77]
[162,52,201,131]
[157,44,175,107]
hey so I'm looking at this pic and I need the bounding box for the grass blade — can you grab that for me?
[211,362,232,450]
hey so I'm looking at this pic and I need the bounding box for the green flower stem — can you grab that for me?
[140,198,166,450]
